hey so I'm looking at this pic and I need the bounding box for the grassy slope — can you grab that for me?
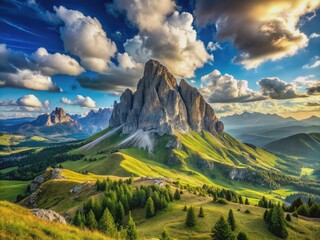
[19,169,320,240]
[135,191,320,240]
[61,129,304,203]
[24,169,124,214]
[0,201,109,240]
[265,133,320,157]
[175,130,288,171]
[0,180,30,202]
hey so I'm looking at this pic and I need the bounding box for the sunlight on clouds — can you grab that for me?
[195,0,320,69]
[32,47,85,76]
[199,70,266,103]
[116,0,213,78]
[53,6,117,73]
[60,95,96,108]
[0,69,61,92]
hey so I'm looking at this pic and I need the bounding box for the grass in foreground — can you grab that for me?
[0,201,109,240]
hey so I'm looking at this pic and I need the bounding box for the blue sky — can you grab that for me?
[0,0,319,119]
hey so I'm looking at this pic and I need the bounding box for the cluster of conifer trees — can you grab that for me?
[263,205,288,239]
[286,197,320,218]
[210,209,248,240]
[179,184,250,205]
[73,178,174,238]
[183,206,248,240]
[259,195,320,218]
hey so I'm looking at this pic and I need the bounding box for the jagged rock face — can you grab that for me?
[110,59,222,135]
[34,107,78,127]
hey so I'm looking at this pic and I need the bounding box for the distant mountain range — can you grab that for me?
[73,108,112,135]
[265,133,320,159]
[0,107,112,140]
[0,117,35,127]
[221,113,320,146]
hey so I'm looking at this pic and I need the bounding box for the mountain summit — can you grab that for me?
[34,107,77,127]
[110,59,223,135]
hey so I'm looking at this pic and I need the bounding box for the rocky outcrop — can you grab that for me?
[34,107,79,127]
[31,208,67,224]
[11,107,87,140]
[30,168,64,193]
[110,59,223,135]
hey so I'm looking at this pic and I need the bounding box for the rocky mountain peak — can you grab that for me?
[33,107,77,127]
[109,60,223,135]
[53,107,66,117]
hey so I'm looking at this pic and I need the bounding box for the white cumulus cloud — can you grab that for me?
[116,0,213,78]
[61,95,96,108]
[53,6,117,73]
[0,69,61,92]
[199,69,265,103]
[32,47,85,75]
[0,94,50,113]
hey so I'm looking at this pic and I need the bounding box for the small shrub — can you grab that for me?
[244,209,251,214]
[293,211,299,218]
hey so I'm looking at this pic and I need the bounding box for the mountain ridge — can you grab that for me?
[110,59,223,135]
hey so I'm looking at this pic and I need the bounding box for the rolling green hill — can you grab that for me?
[14,168,320,240]
[265,133,320,158]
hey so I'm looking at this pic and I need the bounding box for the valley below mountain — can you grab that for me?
[1,60,319,240]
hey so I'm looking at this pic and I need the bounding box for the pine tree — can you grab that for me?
[228,209,236,231]
[174,189,181,200]
[185,206,196,227]
[309,203,320,218]
[269,205,288,239]
[297,204,309,217]
[73,210,83,227]
[159,230,171,240]
[239,195,243,204]
[98,208,117,237]
[183,205,188,211]
[307,198,314,207]
[245,198,250,205]
[237,232,248,240]
[285,213,291,222]
[211,216,235,240]
[199,206,205,218]
[116,201,125,225]
[86,210,98,229]
[263,209,269,221]
[146,197,155,218]
[289,197,303,212]
[160,195,168,210]
[126,211,138,240]
[152,192,161,211]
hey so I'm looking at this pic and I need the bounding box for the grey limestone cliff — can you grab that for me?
[109,59,223,135]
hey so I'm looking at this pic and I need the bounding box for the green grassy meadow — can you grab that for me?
[0,180,30,202]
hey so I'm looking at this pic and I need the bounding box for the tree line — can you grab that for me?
[73,178,176,238]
